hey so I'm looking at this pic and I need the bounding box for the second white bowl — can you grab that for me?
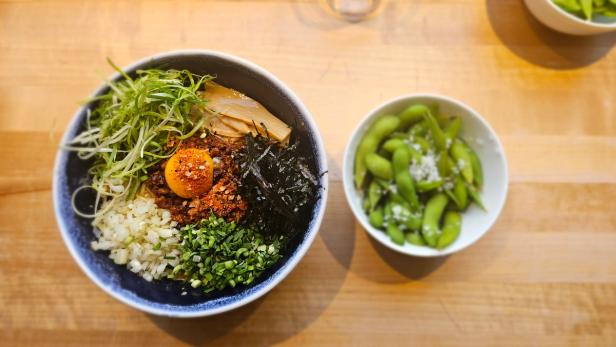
[343,94,509,257]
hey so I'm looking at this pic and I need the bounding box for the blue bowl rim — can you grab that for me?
[52,49,329,318]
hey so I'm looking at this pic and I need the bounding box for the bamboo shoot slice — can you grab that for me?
[205,116,244,138]
[200,82,291,142]
[220,116,253,135]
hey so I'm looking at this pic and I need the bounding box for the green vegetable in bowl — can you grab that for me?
[386,224,406,245]
[173,214,283,293]
[65,59,211,218]
[450,139,474,184]
[354,103,486,250]
[397,104,430,129]
[553,0,616,20]
[365,153,394,180]
[436,212,462,250]
[392,147,419,209]
[354,115,399,188]
[421,193,448,247]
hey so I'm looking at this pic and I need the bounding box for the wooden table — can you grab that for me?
[2,0,616,345]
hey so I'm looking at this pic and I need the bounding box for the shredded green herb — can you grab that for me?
[173,215,283,293]
[237,134,321,239]
[65,60,213,218]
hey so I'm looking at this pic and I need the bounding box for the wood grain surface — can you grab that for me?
[1,0,616,345]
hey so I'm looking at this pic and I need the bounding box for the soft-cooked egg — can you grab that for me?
[164,148,214,198]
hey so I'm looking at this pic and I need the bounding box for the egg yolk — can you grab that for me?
[164,148,214,198]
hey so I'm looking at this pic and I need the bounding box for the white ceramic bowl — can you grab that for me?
[343,94,508,257]
[525,0,616,35]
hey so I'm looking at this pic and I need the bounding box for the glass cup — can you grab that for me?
[326,0,382,22]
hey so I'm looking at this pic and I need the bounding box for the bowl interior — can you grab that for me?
[343,95,508,257]
[54,52,327,316]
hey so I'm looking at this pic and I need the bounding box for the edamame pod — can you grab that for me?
[447,156,457,175]
[406,210,422,231]
[384,201,393,220]
[423,111,447,151]
[580,0,592,20]
[438,151,452,178]
[444,117,461,140]
[398,104,430,130]
[555,0,582,12]
[436,211,461,249]
[362,198,371,212]
[466,183,486,211]
[396,174,420,210]
[368,180,383,211]
[408,121,429,137]
[354,115,400,188]
[444,189,461,208]
[382,138,406,153]
[391,146,410,173]
[431,104,449,127]
[416,180,443,192]
[392,147,419,209]
[450,140,473,184]
[355,136,379,188]
[365,153,393,180]
[421,193,448,247]
[453,177,468,210]
[406,231,426,246]
[387,223,406,245]
[369,207,384,228]
[467,146,483,189]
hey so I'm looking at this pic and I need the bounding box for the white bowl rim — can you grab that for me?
[343,93,509,257]
[52,49,329,317]
[542,0,616,28]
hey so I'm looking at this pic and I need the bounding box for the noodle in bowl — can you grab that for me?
[53,50,328,317]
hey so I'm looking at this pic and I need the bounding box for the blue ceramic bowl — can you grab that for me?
[53,50,329,317]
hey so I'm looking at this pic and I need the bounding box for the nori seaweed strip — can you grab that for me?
[236,133,321,242]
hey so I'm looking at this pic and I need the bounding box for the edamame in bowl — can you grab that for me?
[343,95,508,257]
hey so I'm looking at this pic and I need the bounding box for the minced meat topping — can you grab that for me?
[146,133,247,225]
